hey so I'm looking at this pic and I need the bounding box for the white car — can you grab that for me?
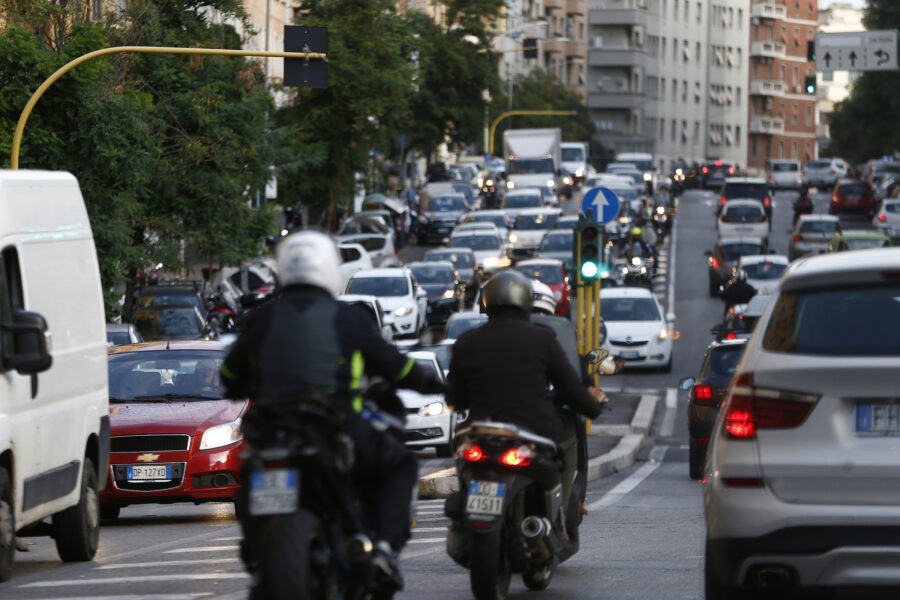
[337,233,400,268]
[448,230,509,275]
[502,189,544,220]
[717,200,769,242]
[338,242,373,291]
[802,157,848,189]
[874,197,900,239]
[337,294,394,342]
[344,267,427,338]
[399,351,457,457]
[599,287,675,371]
[457,210,511,241]
[735,255,789,295]
[766,158,802,190]
[451,222,501,239]
[703,248,900,598]
[506,208,563,261]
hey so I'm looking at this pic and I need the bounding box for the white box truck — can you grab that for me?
[502,128,562,197]
[0,170,109,580]
[560,141,592,186]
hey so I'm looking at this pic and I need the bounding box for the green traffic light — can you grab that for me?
[581,261,599,279]
[806,84,815,94]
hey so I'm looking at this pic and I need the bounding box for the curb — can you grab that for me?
[416,393,661,498]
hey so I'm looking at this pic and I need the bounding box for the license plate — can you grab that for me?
[126,464,172,481]
[465,480,504,516]
[618,351,640,359]
[856,403,900,436]
[438,227,450,234]
[249,468,299,516]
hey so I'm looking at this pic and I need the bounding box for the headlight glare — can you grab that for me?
[394,306,414,317]
[418,402,445,417]
[199,418,242,450]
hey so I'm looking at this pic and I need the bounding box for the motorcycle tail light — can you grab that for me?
[722,373,820,440]
[793,234,802,242]
[461,443,487,462]
[763,197,771,206]
[710,257,719,268]
[720,196,727,204]
[498,445,535,467]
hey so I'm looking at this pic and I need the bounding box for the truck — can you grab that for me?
[502,128,562,198]
[561,141,592,187]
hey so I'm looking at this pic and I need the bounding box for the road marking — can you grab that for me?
[20,573,250,588]
[407,538,446,544]
[21,596,214,600]
[402,544,447,559]
[213,536,243,541]
[667,216,678,316]
[97,558,242,570]
[586,446,669,511]
[410,527,447,532]
[95,526,241,565]
[164,545,239,554]
[660,388,678,437]
[414,510,446,516]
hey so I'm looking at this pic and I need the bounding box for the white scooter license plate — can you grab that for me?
[249,468,299,516]
[465,480,505,516]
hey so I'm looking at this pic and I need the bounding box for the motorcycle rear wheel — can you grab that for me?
[470,528,511,600]
[522,565,554,590]
[255,509,324,600]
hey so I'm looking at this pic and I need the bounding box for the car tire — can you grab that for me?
[100,503,121,520]
[0,467,14,582]
[689,438,705,480]
[53,458,100,562]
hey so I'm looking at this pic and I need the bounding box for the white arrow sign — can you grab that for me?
[815,30,898,72]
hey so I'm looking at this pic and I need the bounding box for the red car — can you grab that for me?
[830,178,876,216]
[515,258,572,317]
[101,340,247,518]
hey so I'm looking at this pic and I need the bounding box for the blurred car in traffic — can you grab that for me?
[554,215,580,230]
[407,261,464,328]
[734,255,788,295]
[717,177,771,220]
[337,233,401,268]
[874,197,900,239]
[515,258,572,317]
[337,214,392,238]
[829,229,892,252]
[132,306,210,342]
[101,341,245,518]
[717,200,769,242]
[444,311,488,341]
[501,189,544,220]
[829,179,876,217]
[107,323,143,347]
[703,248,900,598]
[506,208,563,261]
[457,210,510,240]
[417,193,470,244]
[338,242,374,291]
[135,283,208,322]
[448,230,509,275]
[337,294,394,343]
[710,294,772,343]
[344,267,427,338]
[680,338,747,480]
[537,229,575,273]
[702,160,736,189]
[599,287,675,372]
[864,158,900,188]
[766,159,802,191]
[399,351,457,457]
[424,248,480,304]
[788,214,841,261]
[801,158,847,189]
[706,237,766,296]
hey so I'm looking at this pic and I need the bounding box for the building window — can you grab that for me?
[682,79,687,101]
[672,78,677,100]
[696,41,701,65]
[685,1,689,21]
[778,141,784,158]
[671,119,677,142]
[697,2,701,23]
[751,135,757,158]
[660,119,665,140]
[735,126,741,146]
[674,0,678,20]
[806,105,813,126]
[672,38,678,62]
[736,86,741,106]
[792,141,798,158]
[737,9,742,29]
[661,78,666,99]
[661,37,666,60]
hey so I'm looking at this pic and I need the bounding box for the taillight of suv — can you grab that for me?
[722,373,821,440]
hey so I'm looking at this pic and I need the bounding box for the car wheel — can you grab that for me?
[689,438,705,480]
[0,467,14,582]
[53,458,100,562]
[100,503,121,520]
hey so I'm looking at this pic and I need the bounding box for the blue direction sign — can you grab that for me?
[581,187,620,224]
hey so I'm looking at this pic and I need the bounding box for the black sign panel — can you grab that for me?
[284,26,328,88]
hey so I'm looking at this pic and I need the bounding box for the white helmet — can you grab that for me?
[531,280,556,315]
[275,231,342,297]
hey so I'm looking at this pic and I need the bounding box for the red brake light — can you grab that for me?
[879,213,887,222]
[702,166,709,174]
[499,446,533,467]
[759,214,767,222]
[720,196,727,204]
[728,166,735,174]
[711,257,720,268]
[793,234,802,242]
[721,214,730,222]
[715,160,722,166]
[725,332,737,340]
[722,374,820,440]
[763,197,771,206]
[768,173,773,179]
[462,444,486,462]
[693,384,714,407]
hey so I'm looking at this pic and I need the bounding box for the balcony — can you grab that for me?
[588,91,645,110]
[749,115,785,135]
[750,41,786,59]
[749,79,787,96]
[589,7,649,26]
[816,123,830,138]
[544,38,586,58]
[750,2,786,21]
[545,0,565,11]
[588,47,648,67]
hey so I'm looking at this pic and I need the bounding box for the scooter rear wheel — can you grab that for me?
[522,565,554,590]
[470,528,511,600]
[255,509,323,600]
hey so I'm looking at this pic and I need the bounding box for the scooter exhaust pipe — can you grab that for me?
[520,516,552,539]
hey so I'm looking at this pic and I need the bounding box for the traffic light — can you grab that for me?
[804,75,817,95]
[523,38,538,60]
[807,40,816,62]
[578,220,602,280]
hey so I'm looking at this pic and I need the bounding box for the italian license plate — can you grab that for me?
[126,464,172,481]
[856,403,900,436]
[249,468,299,516]
[465,480,504,516]
[438,227,450,234]
[618,351,640,359]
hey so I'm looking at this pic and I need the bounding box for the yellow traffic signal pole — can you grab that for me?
[487,110,577,156]
[593,278,601,387]
[9,46,327,169]
[575,229,584,355]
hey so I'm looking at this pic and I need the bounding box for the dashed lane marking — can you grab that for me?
[97,558,242,570]
[20,574,249,588]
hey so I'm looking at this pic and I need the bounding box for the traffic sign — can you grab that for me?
[815,30,898,72]
[581,187,620,224]
[285,26,328,88]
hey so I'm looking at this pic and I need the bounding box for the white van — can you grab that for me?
[0,170,109,580]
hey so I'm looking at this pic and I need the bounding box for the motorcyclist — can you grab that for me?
[447,271,607,513]
[221,230,445,590]
[620,226,657,262]
[721,269,757,315]
[793,185,814,226]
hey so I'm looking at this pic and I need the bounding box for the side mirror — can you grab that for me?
[3,310,52,375]
[416,288,428,299]
[678,377,695,391]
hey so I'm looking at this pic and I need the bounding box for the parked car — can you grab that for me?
[132,306,210,342]
[102,341,245,518]
[506,208,563,261]
[417,193,470,243]
[702,160,736,189]
[515,258,572,317]
[448,230,509,275]
[766,158,802,191]
[801,157,847,189]
[407,261,463,328]
[337,233,400,268]
[538,229,575,273]
[345,267,427,338]
[107,323,143,347]
[874,197,900,239]
[452,222,501,240]
[864,158,900,188]
[788,214,841,261]
[717,200,769,241]
[829,179,877,217]
[398,351,457,457]
[424,248,480,305]
[706,237,767,296]
[680,338,748,479]
[598,287,675,372]
[718,177,771,220]
[336,215,392,238]
[829,229,892,252]
[703,248,900,598]
[734,255,789,295]
[338,242,374,291]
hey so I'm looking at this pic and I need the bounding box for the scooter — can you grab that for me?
[792,190,814,226]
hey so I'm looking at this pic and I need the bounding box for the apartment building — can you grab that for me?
[816,2,864,152]
[543,0,589,100]
[746,0,818,172]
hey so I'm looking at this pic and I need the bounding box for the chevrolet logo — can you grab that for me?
[136,453,160,463]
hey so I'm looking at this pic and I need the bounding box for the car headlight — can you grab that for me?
[657,206,665,215]
[418,214,429,224]
[394,306,414,317]
[631,257,641,266]
[506,181,515,189]
[485,179,494,187]
[442,289,455,299]
[199,418,242,450]
[546,179,555,188]
[640,266,647,274]
[563,176,573,185]
[642,172,652,182]
[575,168,584,178]
[508,233,518,244]
[418,401,445,417]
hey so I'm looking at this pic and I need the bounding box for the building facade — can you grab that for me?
[746,0,818,172]
[816,2,864,152]
[542,0,589,100]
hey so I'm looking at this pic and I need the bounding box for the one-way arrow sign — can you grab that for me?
[824,51,832,68]
[815,30,898,72]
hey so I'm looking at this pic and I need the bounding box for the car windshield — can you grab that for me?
[107,331,133,346]
[133,308,202,341]
[410,265,453,284]
[515,214,558,230]
[608,187,637,202]
[742,262,787,280]
[446,315,487,339]
[807,160,831,169]
[724,184,767,200]
[843,237,890,250]
[505,194,542,209]
[800,220,838,235]
[137,292,204,316]
[342,236,386,252]
[509,158,554,174]
[541,232,573,251]
[413,358,441,380]
[601,297,661,321]
[838,184,869,196]
[722,244,764,261]
[707,163,732,175]
[347,277,409,297]
[710,346,744,377]
[763,285,900,355]
[772,163,799,172]
[412,345,452,372]
[426,195,467,212]
[340,217,389,235]
[724,205,763,221]
[610,171,642,184]
[885,203,900,214]
[450,235,500,250]
[517,264,564,285]
[108,350,224,402]
[873,163,900,175]
[618,159,652,172]
[426,252,474,269]
[468,214,506,227]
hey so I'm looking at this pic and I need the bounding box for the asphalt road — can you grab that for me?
[0,186,868,599]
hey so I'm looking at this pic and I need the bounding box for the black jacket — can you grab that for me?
[222,285,440,413]
[448,308,602,443]
[722,280,757,310]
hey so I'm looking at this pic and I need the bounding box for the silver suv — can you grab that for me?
[703,248,900,598]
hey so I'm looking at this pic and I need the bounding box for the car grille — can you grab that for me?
[111,434,191,453]
[609,339,649,347]
[111,463,186,492]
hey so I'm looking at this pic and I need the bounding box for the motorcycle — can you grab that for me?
[792,190,814,226]
[206,293,240,334]
[651,205,671,240]
[618,256,653,288]
[239,387,406,600]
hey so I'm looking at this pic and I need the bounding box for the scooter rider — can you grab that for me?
[447,270,607,512]
[721,269,757,316]
[221,230,445,589]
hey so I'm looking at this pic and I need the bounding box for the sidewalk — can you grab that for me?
[417,391,660,497]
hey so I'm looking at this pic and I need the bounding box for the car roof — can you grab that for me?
[450,230,498,238]
[783,247,900,290]
[339,233,389,241]
[516,258,564,267]
[350,267,409,278]
[409,260,454,270]
[836,178,867,185]
[109,340,227,355]
[798,214,840,222]
[709,337,749,351]
[724,177,766,184]
[506,189,542,196]
[722,199,765,207]
[544,228,573,236]
[768,158,800,164]
[515,207,562,216]
[106,323,134,332]
[836,229,891,239]
[133,305,200,313]
[427,247,474,255]
[430,193,467,199]
[600,286,654,299]
[718,236,765,245]
[739,254,789,265]
[406,350,438,362]
[469,209,507,217]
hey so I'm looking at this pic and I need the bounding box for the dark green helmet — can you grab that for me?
[482,270,534,314]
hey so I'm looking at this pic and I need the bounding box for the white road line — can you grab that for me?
[97,558,242,570]
[414,510,445,515]
[22,596,214,600]
[407,538,446,544]
[410,527,447,532]
[164,545,239,554]
[213,536,243,541]
[20,573,249,588]
[95,526,241,565]
[660,388,678,437]
[586,446,669,511]
[402,544,447,559]
[667,217,678,316]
